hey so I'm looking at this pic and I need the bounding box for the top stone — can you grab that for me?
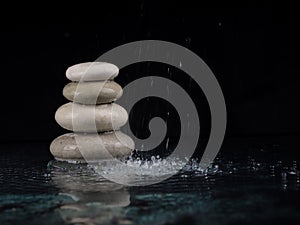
[66,62,119,81]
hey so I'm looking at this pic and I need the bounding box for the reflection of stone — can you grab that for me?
[49,161,131,224]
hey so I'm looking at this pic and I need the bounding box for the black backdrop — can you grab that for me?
[0,2,299,145]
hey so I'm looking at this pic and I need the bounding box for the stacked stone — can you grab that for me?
[50,62,134,163]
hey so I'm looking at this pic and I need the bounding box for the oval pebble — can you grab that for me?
[63,81,123,104]
[66,62,119,81]
[50,131,134,162]
[55,102,128,132]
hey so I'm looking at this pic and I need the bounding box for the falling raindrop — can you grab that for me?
[187,113,190,130]
[140,0,144,17]
[185,37,191,48]
[281,172,288,190]
[165,111,170,130]
[270,165,275,176]
[296,170,300,188]
[166,138,169,150]
[138,47,142,59]
[292,160,297,170]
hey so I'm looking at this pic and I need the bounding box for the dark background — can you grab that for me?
[0,2,299,147]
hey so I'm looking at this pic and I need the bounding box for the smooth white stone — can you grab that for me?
[66,62,119,81]
[50,131,134,162]
[63,81,123,104]
[55,102,128,132]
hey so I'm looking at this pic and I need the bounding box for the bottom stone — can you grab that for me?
[50,131,134,163]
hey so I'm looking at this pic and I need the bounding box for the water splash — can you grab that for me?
[88,157,219,186]
[48,152,300,189]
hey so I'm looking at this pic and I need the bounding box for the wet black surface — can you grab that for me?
[0,139,300,225]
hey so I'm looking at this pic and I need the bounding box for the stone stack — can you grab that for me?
[50,62,134,163]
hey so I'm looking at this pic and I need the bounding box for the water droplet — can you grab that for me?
[63,145,77,151]
[185,37,191,48]
[138,47,142,58]
[166,138,169,150]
